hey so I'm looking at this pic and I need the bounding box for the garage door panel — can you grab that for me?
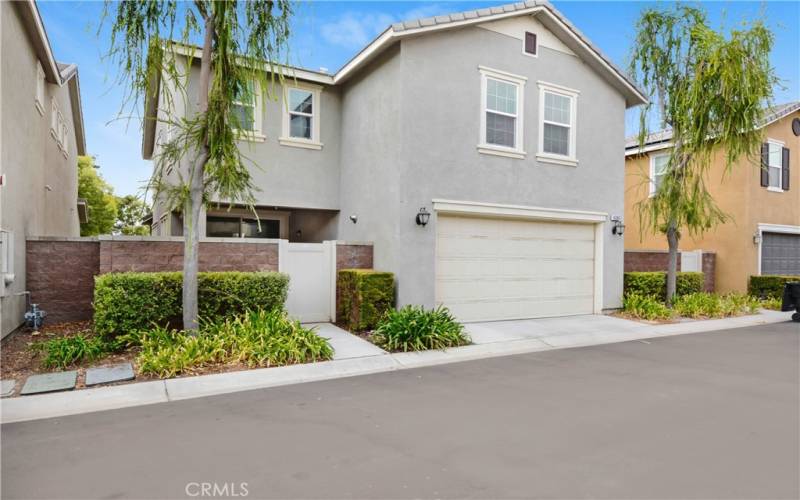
[436,214,597,322]
[762,232,800,275]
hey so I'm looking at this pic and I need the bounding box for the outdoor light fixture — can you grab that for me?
[349,214,358,224]
[753,232,762,245]
[416,207,431,226]
[611,216,625,236]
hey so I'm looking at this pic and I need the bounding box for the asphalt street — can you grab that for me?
[2,322,798,499]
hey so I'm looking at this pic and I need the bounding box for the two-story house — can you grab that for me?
[624,102,800,293]
[143,0,646,322]
[0,0,87,337]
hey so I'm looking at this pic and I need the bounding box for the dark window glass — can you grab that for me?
[206,216,241,237]
[242,218,280,238]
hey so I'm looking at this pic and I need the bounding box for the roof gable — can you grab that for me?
[477,14,575,56]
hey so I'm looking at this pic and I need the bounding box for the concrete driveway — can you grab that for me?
[2,322,798,499]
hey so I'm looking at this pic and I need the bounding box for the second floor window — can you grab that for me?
[537,82,578,166]
[232,82,257,132]
[766,141,785,191]
[288,88,314,139]
[478,66,526,158]
[650,153,669,196]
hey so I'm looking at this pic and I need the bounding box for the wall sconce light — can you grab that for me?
[611,216,625,236]
[753,232,762,245]
[416,207,431,227]
[349,214,358,224]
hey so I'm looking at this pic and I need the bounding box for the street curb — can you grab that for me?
[1,311,793,424]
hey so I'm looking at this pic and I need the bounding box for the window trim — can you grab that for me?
[477,65,527,159]
[766,138,785,193]
[522,31,538,58]
[35,62,45,116]
[280,83,323,150]
[232,80,265,142]
[536,81,578,166]
[649,152,670,197]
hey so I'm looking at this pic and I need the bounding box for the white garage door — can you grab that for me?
[436,214,596,322]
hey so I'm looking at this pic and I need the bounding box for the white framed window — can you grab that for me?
[35,62,45,116]
[478,66,526,159]
[766,139,784,192]
[231,81,264,141]
[537,81,578,166]
[280,84,322,150]
[649,152,670,196]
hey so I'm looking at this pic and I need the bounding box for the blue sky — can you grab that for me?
[38,1,799,197]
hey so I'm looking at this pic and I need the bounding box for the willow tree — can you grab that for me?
[104,1,292,330]
[629,5,776,305]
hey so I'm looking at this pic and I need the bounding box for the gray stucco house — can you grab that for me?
[144,1,646,322]
[1,0,87,337]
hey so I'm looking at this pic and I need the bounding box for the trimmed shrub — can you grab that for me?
[622,293,673,321]
[337,269,394,332]
[94,271,289,337]
[748,275,800,299]
[372,305,470,352]
[623,271,704,299]
[123,309,332,378]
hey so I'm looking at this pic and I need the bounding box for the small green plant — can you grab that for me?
[32,334,115,369]
[622,293,673,321]
[672,292,760,318]
[372,305,470,352]
[125,309,334,378]
[760,296,783,310]
[207,309,334,368]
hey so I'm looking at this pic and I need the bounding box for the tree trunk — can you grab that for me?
[665,220,679,307]
[183,15,214,332]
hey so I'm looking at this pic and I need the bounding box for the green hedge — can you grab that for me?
[337,269,395,332]
[748,275,800,299]
[94,271,289,337]
[623,271,704,299]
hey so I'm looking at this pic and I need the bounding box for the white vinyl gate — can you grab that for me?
[279,241,336,323]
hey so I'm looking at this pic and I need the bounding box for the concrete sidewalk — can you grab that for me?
[1,310,794,424]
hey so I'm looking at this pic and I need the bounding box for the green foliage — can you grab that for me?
[114,195,150,235]
[672,293,760,318]
[78,156,117,236]
[337,270,395,332]
[748,275,800,299]
[124,309,332,378]
[94,271,289,337]
[623,272,704,299]
[629,5,776,302]
[622,293,673,321]
[760,297,783,311]
[31,334,117,369]
[372,306,470,352]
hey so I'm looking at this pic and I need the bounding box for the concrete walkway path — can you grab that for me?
[308,322,387,360]
[1,311,794,424]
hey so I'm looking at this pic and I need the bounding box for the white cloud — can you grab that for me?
[320,4,448,49]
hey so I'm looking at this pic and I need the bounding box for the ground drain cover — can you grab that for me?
[85,363,135,386]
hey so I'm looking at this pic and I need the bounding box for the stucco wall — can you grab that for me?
[1,3,80,337]
[338,25,627,310]
[624,111,800,292]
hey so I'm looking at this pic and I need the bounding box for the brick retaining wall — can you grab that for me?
[26,237,373,324]
[624,250,716,292]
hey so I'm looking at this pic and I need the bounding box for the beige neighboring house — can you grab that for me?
[624,102,800,293]
[0,0,87,337]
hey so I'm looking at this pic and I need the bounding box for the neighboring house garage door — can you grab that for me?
[762,232,800,275]
[436,214,596,322]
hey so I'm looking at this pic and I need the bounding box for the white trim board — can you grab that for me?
[432,199,608,223]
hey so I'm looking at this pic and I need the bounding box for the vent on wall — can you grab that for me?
[524,31,537,56]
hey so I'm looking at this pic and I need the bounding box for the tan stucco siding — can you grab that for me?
[624,111,800,292]
[1,2,81,336]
